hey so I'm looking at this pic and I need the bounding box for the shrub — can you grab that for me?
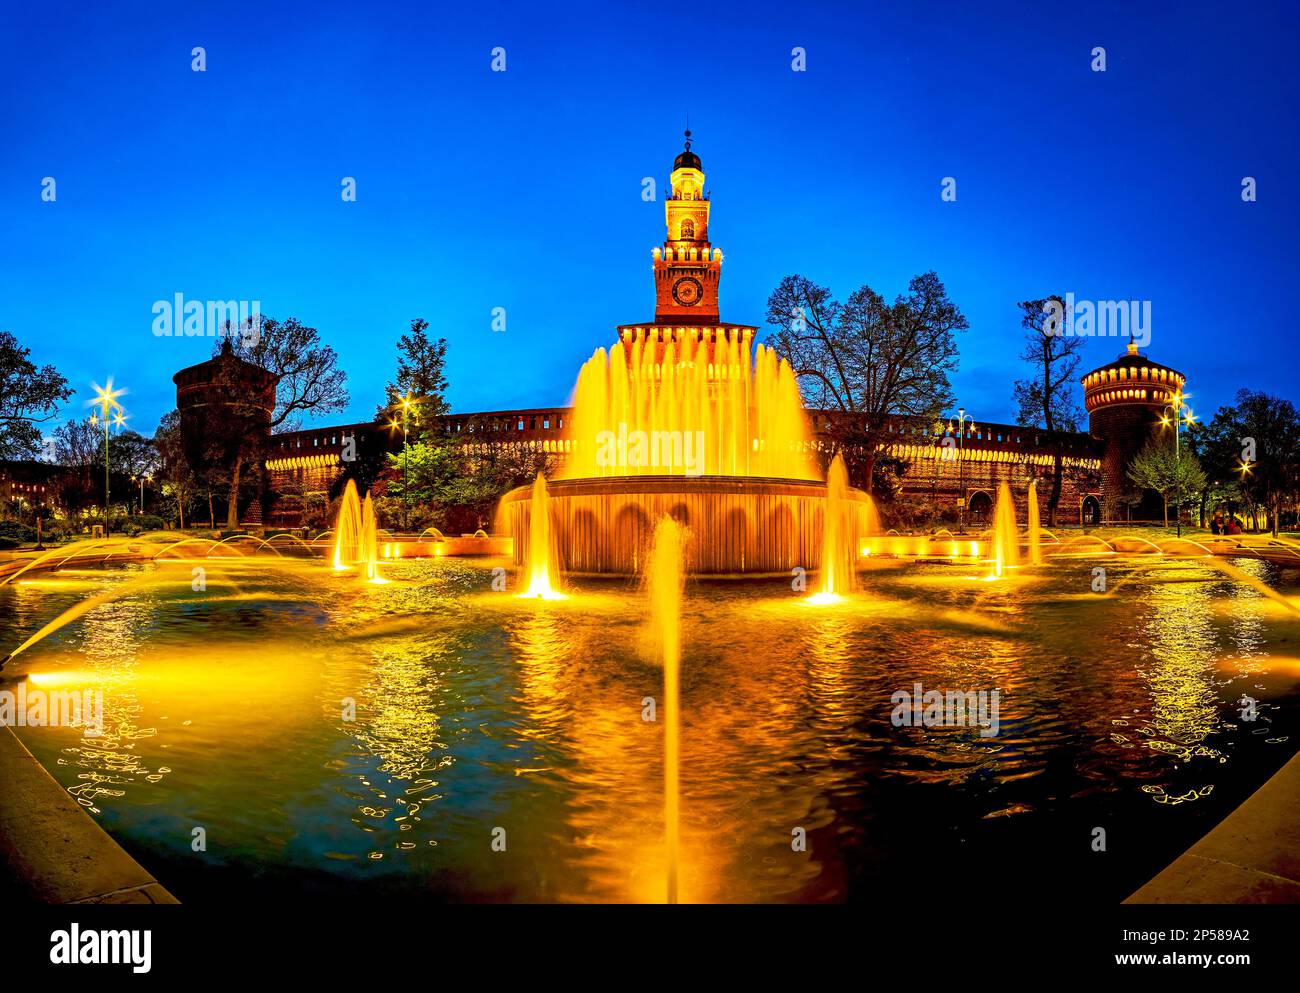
[0,521,37,543]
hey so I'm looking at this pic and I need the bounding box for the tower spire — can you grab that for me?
[655,131,718,323]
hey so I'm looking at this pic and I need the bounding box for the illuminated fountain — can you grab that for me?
[500,134,876,577]
[501,330,877,576]
[991,482,1020,578]
[518,474,564,600]
[645,516,685,902]
[333,480,362,570]
[360,494,381,582]
[332,480,381,581]
[1027,478,1042,566]
[810,453,857,603]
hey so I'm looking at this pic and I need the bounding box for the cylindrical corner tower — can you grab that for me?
[1082,341,1187,522]
[173,340,278,526]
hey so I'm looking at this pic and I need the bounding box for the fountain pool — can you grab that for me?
[3,550,1299,903]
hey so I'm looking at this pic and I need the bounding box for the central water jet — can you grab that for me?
[645,515,685,903]
[519,474,563,599]
[991,482,1020,578]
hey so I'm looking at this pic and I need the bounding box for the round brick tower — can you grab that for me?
[173,340,277,527]
[1082,341,1187,522]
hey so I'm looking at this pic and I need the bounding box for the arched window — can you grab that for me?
[680,218,695,239]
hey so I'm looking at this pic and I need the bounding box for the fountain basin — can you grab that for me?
[500,474,874,576]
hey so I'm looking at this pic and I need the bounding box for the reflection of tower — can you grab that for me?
[1082,341,1187,522]
[653,131,721,325]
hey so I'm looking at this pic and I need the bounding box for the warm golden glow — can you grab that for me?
[558,331,816,480]
[1027,478,1042,566]
[817,453,854,597]
[519,474,564,599]
[991,482,1020,578]
[645,515,685,903]
[332,479,383,581]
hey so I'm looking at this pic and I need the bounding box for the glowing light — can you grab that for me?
[806,591,844,606]
[331,480,385,581]
[1027,479,1042,566]
[646,516,685,903]
[990,482,1020,578]
[558,334,815,481]
[818,453,855,597]
[519,474,565,599]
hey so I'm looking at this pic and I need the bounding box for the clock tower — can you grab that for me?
[653,131,721,324]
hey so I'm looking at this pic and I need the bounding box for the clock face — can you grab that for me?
[672,276,703,306]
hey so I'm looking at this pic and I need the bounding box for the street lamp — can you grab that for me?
[950,408,976,530]
[131,474,151,515]
[389,395,419,533]
[88,381,126,537]
[1158,391,1195,538]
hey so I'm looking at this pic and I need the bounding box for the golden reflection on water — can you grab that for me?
[1138,563,1227,770]
[3,553,1299,902]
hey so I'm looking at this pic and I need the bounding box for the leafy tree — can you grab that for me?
[383,413,557,533]
[766,271,966,491]
[1222,390,1300,536]
[1185,410,1244,527]
[379,319,450,420]
[1127,438,1207,527]
[51,417,104,511]
[385,440,462,508]
[1012,296,1084,527]
[110,430,157,479]
[0,330,73,460]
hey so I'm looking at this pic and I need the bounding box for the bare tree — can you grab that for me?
[766,271,966,492]
[1012,296,1084,527]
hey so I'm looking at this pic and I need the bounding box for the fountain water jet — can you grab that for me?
[331,480,383,581]
[645,515,685,903]
[1027,479,1042,566]
[332,480,363,570]
[812,453,855,602]
[991,482,1020,578]
[360,493,382,582]
[519,474,563,599]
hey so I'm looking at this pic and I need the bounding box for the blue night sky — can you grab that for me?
[1,0,1295,436]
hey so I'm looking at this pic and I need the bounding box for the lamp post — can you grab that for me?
[89,381,126,537]
[1235,457,1253,531]
[1158,392,1195,538]
[950,408,976,530]
[132,474,151,515]
[389,395,418,533]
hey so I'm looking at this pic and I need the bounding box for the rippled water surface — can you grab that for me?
[5,553,1300,903]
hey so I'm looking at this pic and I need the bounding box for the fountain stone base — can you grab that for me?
[500,475,874,576]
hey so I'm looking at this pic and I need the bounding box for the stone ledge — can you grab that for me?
[0,723,178,905]
[1126,749,1300,904]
